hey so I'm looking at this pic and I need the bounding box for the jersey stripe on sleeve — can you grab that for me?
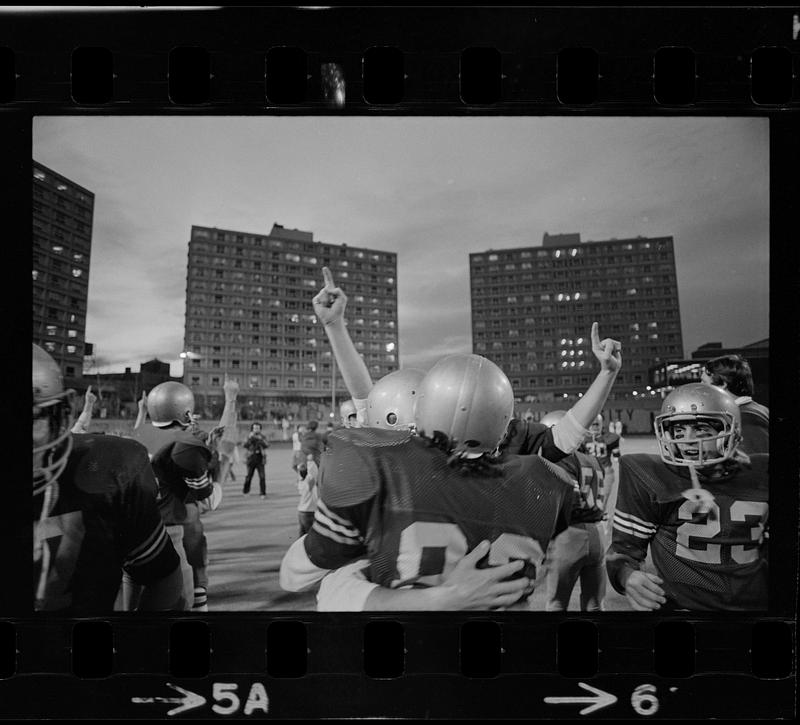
[124,524,170,568]
[613,509,657,539]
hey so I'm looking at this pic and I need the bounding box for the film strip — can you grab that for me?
[4,5,799,720]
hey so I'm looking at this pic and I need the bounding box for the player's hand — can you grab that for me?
[623,570,666,611]
[312,266,347,325]
[591,322,622,373]
[223,374,239,401]
[435,541,531,610]
[83,385,98,411]
[138,390,147,412]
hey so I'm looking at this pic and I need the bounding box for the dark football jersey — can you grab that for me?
[557,451,606,524]
[499,418,567,462]
[305,427,575,590]
[606,453,768,611]
[579,432,620,469]
[33,434,179,614]
[150,429,213,525]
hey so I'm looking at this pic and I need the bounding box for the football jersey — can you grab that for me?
[579,432,620,469]
[305,427,575,590]
[149,429,213,525]
[557,451,606,524]
[606,453,768,611]
[33,434,179,614]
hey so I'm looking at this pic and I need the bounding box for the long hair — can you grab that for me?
[423,430,504,478]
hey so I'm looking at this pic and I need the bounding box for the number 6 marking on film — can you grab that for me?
[631,684,659,716]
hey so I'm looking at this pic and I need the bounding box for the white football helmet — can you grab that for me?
[339,399,359,428]
[33,344,74,495]
[365,368,425,430]
[654,383,742,467]
[414,354,514,454]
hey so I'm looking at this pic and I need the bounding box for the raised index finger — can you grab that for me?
[322,266,335,289]
[591,321,600,348]
[86,385,92,395]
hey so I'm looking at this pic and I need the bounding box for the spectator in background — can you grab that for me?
[296,453,319,536]
[291,423,306,472]
[242,422,269,497]
[301,420,324,467]
[701,354,769,455]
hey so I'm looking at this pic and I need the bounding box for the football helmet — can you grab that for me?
[365,368,425,430]
[414,354,514,454]
[147,381,195,428]
[33,344,74,495]
[539,410,567,428]
[654,382,742,467]
[339,398,358,428]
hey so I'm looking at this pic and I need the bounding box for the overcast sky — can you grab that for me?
[33,116,769,376]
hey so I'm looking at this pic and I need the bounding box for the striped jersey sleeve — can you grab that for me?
[304,497,371,569]
[121,446,180,584]
[605,455,659,595]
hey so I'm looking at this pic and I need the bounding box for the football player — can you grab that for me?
[136,378,237,612]
[701,354,768,455]
[606,383,768,611]
[280,353,579,610]
[538,410,608,611]
[314,266,623,458]
[33,344,186,613]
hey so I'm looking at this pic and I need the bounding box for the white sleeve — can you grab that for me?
[316,559,378,611]
[279,536,331,592]
[551,409,591,453]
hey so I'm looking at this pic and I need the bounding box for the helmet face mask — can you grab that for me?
[32,344,75,494]
[339,399,359,428]
[366,368,425,431]
[414,354,514,454]
[654,383,742,467]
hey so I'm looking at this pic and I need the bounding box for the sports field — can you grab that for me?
[204,436,660,612]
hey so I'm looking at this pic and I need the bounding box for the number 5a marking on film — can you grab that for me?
[211,683,269,717]
[392,522,544,587]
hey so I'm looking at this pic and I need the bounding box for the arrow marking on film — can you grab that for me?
[131,683,206,716]
[544,682,617,716]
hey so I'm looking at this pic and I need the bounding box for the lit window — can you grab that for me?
[66,329,76,339]
[52,245,64,254]
[554,250,561,258]
[66,345,77,354]
[56,183,68,191]
[570,248,578,256]
[72,268,83,278]
[32,270,39,281]
[34,170,46,180]
[46,325,57,336]
[626,288,637,295]
[488,254,498,261]
[557,294,564,301]
[44,342,56,352]
[574,292,581,300]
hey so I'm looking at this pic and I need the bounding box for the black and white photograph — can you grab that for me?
[32,115,770,615]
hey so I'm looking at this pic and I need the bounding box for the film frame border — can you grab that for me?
[3,4,798,720]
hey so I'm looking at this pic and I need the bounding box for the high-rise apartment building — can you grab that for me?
[182,223,398,415]
[470,233,683,402]
[32,161,94,385]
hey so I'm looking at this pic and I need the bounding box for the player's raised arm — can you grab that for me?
[215,375,240,484]
[552,322,622,453]
[312,266,373,402]
[133,390,148,431]
[71,385,97,434]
